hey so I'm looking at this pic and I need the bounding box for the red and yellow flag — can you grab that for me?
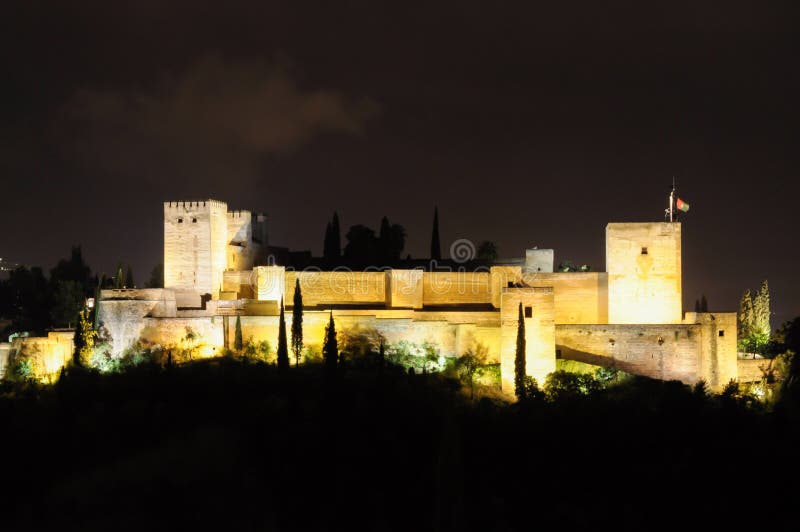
[676,198,690,212]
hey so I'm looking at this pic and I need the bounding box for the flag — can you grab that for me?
[676,197,690,212]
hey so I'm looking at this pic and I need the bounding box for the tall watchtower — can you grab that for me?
[164,200,228,298]
[606,222,682,324]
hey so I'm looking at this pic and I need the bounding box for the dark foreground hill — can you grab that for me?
[1,359,798,531]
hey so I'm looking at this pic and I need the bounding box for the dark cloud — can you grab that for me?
[55,55,378,185]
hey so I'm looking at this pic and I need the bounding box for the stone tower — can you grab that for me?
[500,287,556,394]
[606,222,682,324]
[164,200,228,299]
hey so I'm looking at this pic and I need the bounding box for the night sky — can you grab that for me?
[1,2,798,325]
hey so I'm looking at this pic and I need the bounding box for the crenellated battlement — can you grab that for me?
[164,200,228,211]
[227,210,251,218]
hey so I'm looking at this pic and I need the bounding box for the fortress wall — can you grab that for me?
[490,266,522,308]
[500,287,556,394]
[521,272,608,324]
[228,309,502,360]
[255,266,286,301]
[164,200,228,297]
[422,272,491,306]
[388,269,423,309]
[737,359,770,383]
[7,331,74,380]
[555,324,701,384]
[139,316,223,356]
[285,270,387,307]
[98,289,179,356]
[606,222,682,324]
[0,343,10,378]
[223,270,255,299]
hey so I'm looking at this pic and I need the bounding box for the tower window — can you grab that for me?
[524,306,532,318]
[719,330,725,337]
[192,218,197,223]
[177,218,183,223]
[641,247,648,255]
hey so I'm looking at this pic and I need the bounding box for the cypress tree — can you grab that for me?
[92,278,101,329]
[277,298,289,370]
[323,311,338,373]
[331,212,341,258]
[431,207,441,260]
[234,315,243,351]
[754,280,771,340]
[323,221,333,259]
[114,261,125,289]
[738,289,754,349]
[694,299,701,313]
[291,279,303,366]
[700,294,708,313]
[125,265,134,289]
[514,302,526,400]
[73,308,96,368]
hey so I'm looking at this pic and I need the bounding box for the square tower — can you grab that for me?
[500,287,556,395]
[164,200,228,298]
[606,222,682,324]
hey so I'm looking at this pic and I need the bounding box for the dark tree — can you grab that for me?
[3,266,50,333]
[515,302,526,400]
[145,263,164,288]
[343,224,377,263]
[50,245,92,295]
[125,265,134,289]
[291,279,303,366]
[323,221,333,260]
[430,207,441,260]
[477,241,498,261]
[323,312,338,373]
[50,280,84,328]
[695,299,701,313]
[331,212,341,258]
[234,315,243,351]
[378,216,407,264]
[700,294,708,312]
[276,298,289,370]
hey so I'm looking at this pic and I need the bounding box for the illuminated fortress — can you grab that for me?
[95,199,749,393]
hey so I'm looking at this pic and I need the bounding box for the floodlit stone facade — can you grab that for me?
[88,199,743,394]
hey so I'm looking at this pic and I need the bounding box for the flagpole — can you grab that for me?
[669,178,675,223]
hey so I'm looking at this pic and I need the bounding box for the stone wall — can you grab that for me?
[139,316,224,357]
[388,269,423,309]
[422,271,491,306]
[736,359,771,383]
[228,308,502,362]
[286,270,387,307]
[521,272,608,324]
[97,289,177,356]
[606,222,682,324]
[222,270,255,299]
[556,323,699,384]
[7,331,75,381]
[0,343,11,378]
[555,313,737,388]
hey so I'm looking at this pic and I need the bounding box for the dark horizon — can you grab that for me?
[1,1,798,326]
